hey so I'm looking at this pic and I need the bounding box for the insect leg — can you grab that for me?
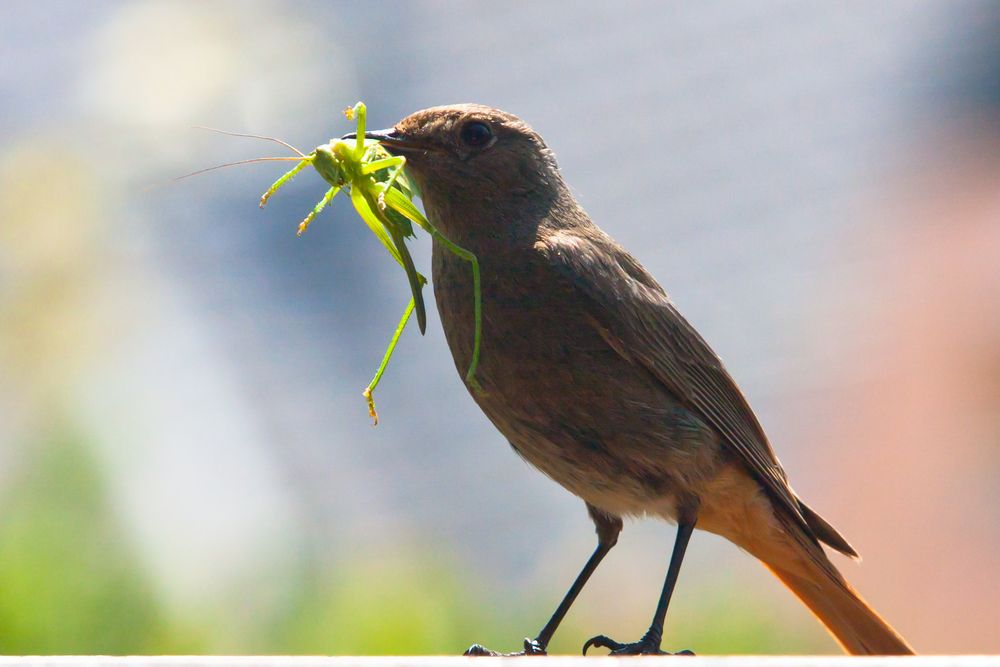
[297,185,341,236]
[360,156,406,176]
[363,296,417,425]
[344,102,367,154]
[432,231,483,392]
[381,188,483,391]
[259,157,312,207]
[361,156,408,210]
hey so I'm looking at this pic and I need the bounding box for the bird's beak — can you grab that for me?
[341,128,428,154]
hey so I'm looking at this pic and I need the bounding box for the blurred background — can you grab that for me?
[1,0,998,656]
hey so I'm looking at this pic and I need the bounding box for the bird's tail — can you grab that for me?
[760,513,914,655]
[765,559,913,655]
[698,464,913,654]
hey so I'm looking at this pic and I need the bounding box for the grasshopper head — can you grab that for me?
[312,142,350,186]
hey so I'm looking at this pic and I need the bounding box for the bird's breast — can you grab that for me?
[431,238,605,406]
[430,239,725,516]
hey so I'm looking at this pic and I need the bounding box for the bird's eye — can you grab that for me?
[459,121,493,148]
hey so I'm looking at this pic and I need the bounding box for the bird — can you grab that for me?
[346,104,915,656]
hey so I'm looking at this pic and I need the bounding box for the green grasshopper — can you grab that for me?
[256,102,483,423]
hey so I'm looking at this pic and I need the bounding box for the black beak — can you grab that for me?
[341,128,427,154]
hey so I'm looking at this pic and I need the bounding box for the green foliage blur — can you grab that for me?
[0,426,206,653]
[0,424,826,655]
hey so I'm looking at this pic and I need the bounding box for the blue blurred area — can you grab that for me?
[1,0,998,655]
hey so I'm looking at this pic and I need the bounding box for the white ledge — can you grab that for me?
[0,657,996,667]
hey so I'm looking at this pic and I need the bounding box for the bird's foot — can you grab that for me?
[465,638,547,657]
[582,633,694,656]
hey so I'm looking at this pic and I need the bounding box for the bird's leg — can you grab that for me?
[532,507,623,651]
[464,505,622,657]
[583,519,697,656]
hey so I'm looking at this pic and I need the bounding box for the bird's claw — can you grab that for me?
[582,635,628,655]
[522,638,547,655]
[464,638,547,657]
[582,633,694,656]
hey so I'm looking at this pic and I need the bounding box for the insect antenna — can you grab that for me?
[193,126,307,158]
[173,157,304,182]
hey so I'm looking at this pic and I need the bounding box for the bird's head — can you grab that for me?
[345,104,570,242]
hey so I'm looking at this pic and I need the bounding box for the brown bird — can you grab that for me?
[348,105,914,656]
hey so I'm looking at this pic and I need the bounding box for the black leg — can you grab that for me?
[533,505,622,649]
[583,519,697,656]
[464,504,622,656]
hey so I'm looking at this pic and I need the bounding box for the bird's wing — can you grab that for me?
[540,229,812,536]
